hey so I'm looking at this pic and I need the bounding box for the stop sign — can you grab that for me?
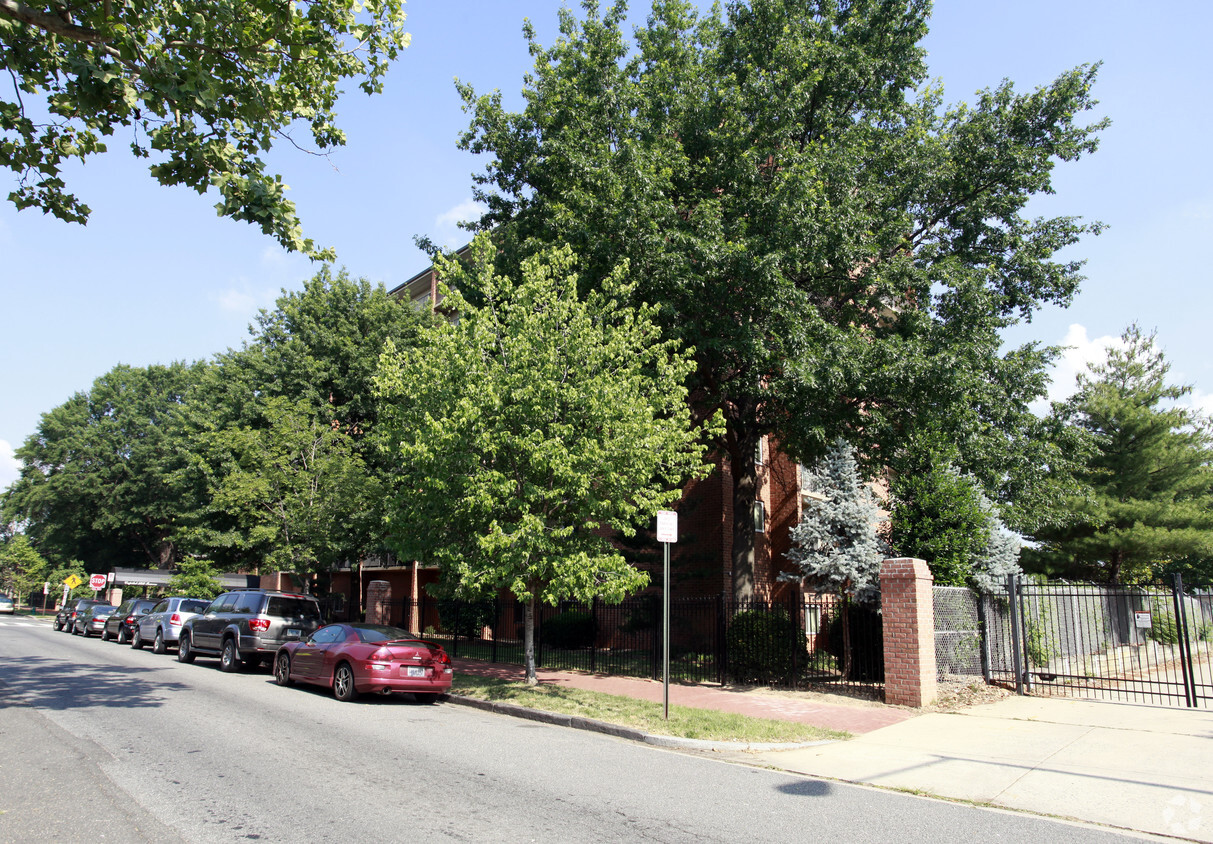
[89,574,107,591]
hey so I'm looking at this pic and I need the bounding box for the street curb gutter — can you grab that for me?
[446,694,836,752]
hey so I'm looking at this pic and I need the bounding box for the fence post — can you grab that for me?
[1007,574,1025,695]
[1172,573,1198,708]
[491,598,499,664]
[716,593,726,685]
[879,558,937,707]
[590,596,598,674]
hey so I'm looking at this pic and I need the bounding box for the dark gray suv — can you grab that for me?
[177,590,323,672]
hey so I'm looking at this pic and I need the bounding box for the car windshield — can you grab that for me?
[265,597,321,622]
[94,607,116,616]
[353,625,418,644]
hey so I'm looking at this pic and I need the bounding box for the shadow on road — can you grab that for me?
[0,655,189,712]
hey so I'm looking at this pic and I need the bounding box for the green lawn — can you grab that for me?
[450,675,849,743]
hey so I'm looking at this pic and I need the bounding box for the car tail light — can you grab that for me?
[170,613,181,624]
[249,617,270,632]
[125,615,136,623]
[435,649,451,665]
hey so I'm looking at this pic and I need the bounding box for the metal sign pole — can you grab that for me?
[655,510,677,721]
[663,539,670,720]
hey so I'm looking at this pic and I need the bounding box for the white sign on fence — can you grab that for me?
[1134,610,1152,629]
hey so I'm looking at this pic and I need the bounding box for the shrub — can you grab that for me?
[725,609,808,686]
[437,598,496,639]
[542,609,596,650]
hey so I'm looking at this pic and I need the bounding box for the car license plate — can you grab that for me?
[286,629,300,638]
[407,666,426,678]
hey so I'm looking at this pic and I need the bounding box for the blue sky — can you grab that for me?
[2,0,1210,490]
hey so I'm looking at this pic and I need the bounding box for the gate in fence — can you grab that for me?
[984,574,1211,708]
[381,592,884,697]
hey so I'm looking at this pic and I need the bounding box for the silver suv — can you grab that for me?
[177,590,323,672]
[133,596,211,653]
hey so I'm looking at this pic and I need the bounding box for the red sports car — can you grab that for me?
[274,623,453,703]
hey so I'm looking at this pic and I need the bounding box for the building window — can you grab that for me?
[805,605,821,636]
[755,436,765,466]
[753,500,766,533]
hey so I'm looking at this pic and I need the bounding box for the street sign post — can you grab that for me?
[656,510,678,719]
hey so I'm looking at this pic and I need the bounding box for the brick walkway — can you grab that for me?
[452,659,915,735]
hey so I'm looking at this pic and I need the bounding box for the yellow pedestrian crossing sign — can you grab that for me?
[63,574,83,589]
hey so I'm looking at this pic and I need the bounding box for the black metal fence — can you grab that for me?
[985,574,1211,708]
[378,592,884,696]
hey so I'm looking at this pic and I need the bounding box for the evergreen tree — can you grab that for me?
[787,439,885,602]
[1026,325,1213,584]
[786,438,885,679]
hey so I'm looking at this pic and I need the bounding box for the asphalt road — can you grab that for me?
[0,616,1148,843]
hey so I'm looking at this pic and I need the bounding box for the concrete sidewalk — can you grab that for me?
[454,660,1213,841]
[738,696,1213,842]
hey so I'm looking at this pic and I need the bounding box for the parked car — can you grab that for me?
[274,623,453,703]
[55,598,106,632]
[177,589,323,672]
[73,604,116,636]
[133,596,211,653]
[102,598,158,643]
[0,593,14,614]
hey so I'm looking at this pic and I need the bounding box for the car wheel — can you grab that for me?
[414,693,439,704]
[333,663,358,702]
[274,653,293,686]
[177,632,196,663]
[131,627,144,649]
[153,630,166,654]
[220,638,243,673]
[117,627,128,645]
[100,627,110,642]
[53,620,63,631]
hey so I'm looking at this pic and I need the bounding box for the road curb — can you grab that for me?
[445,694,837,752]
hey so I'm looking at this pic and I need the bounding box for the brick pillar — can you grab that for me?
[366,580,392,625]
[880,557,936,707]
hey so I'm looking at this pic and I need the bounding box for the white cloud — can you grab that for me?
[213,279,279,320]
[1043,324,1125,405]
[0,439,19,493]
[433,199,485,249]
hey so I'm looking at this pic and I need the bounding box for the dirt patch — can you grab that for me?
[926,677,1015,712]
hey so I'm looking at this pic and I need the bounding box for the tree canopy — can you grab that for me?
[375,235,717,681]
[0,0,409,257]
[455,0,1106,599]
[2,361,206,570]
[1025,325,1213,584]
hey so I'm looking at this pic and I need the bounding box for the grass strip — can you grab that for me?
[451,675,849,743]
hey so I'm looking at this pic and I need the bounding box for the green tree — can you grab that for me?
[3,362,208,569]
[1026,325,1213,584]
[0,534,48,605]
[455,0,1105,600]
[375,235,717,683]
[888,444,1022,590]
[186,267,427,575]
[0,0,409,257]
[193,396,378,587]
[166,558,223,599]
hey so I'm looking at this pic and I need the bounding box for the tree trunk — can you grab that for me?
[524,595,538,686]
[730,431,760,602]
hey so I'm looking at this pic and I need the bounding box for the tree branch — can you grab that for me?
[0,0,106,44]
